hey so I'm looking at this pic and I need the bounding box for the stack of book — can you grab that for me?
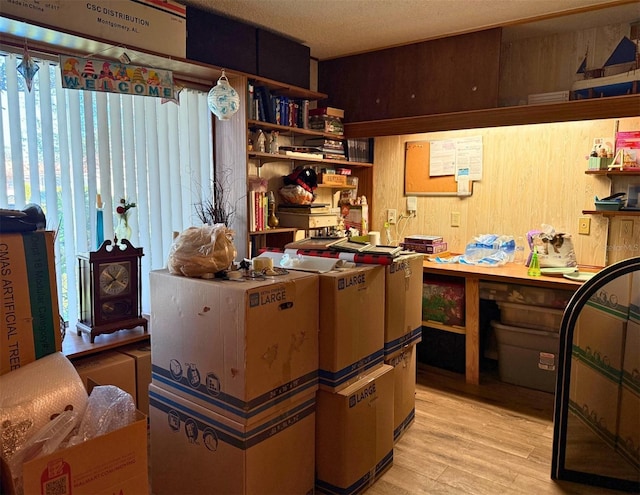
[304,137,346,160]
[401,235,448,254]
[277,203,339,229]
[278,146,324,159]
[308,107,344,136]
[346,138,374,163]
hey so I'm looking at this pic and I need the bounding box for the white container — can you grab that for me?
[492,320,559,393]
[497,302,563,332]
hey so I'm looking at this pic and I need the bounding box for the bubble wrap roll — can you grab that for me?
[0,352,88,461]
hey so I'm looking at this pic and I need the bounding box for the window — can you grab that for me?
[1,51,214,326]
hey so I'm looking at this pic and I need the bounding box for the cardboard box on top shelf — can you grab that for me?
[315,364,394,495]
[0,231,62,376]
[72,351,137,404]
[149,384,315,495]
[384,254,423,357]
[318,265,385,391]
[118,343,151,415]
[385,344,417,443]
[149,269,319,424]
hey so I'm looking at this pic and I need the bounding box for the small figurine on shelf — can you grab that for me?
[256,129,266,153]
[269,131,279,154]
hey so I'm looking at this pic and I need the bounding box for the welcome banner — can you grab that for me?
[60,56,175,99]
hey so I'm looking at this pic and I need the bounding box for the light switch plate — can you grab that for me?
[578,217,590,235]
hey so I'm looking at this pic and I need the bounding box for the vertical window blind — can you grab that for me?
[0,52,214,326]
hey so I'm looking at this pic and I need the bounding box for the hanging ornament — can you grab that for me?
[17,42,39,92]
[162,83,184,105]
[207,70,240,120]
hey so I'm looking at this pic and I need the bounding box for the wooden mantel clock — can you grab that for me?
[77,239,148,343]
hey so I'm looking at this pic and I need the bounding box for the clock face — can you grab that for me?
[98,261,131,297]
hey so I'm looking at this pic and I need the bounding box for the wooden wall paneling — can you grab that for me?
[256,29,311,89]
[499,22,631,106]
[370,116,640,267]
[186,7,257,75]
[319,29,502,122]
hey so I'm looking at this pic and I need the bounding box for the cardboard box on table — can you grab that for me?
[16,410,148,495]
[315,364,394,495]
[118,343,152,415]
[0,231,61,375]
[385,344,417,443]
[384,254,423,358]
[149,269,319,424]
[72,350,137,404]
[318,265,385,391]
[149,383,316,495]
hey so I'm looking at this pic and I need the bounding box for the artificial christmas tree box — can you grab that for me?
[149,384,315,495]
[150,269,319,424]
[0,231,61,375]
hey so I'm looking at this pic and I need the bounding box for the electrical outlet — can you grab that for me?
[620,219,633,240]
[387,209,397,224]
[450,211,460,227]
[578,217,590,235]
[406,196,417,213]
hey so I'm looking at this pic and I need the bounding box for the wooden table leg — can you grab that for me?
[465,276,480,385]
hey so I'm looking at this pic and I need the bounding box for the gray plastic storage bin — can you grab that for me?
[491,320,559,393]
[497,302,563,332]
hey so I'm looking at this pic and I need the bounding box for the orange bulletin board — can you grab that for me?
[404,140,472,196]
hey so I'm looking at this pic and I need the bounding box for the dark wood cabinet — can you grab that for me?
[318,29,501,122]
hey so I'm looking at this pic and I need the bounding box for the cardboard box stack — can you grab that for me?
[383,254,423,442]
[148,269,319,495]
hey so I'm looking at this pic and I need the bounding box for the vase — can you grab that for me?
[114,216,132,245]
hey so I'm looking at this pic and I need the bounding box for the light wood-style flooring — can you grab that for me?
[367,364,625,495]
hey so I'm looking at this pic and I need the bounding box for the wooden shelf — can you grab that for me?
[584,169,640,176]
[582,209,640,217]
[248,150,372,168]
[422,320,466,335]
[249,227,297,236]
[343,94,640,138]
[63,325,149,359]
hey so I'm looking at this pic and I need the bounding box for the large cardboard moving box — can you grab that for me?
[318,265,385,391]
[386,344,417,443]
[72,350,137,403]
[149,384,315,495]
[316,364,394,495]
[384,254,423,357]
[0,231,61,375]
[118,343,152,415]
[150,269,319,424]
[15,411,148,495]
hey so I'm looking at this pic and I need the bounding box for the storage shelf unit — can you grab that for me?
[582,169,640,217]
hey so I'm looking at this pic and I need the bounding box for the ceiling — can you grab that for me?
[181,0,639,60]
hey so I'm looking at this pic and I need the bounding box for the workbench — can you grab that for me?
[422,261,598,385]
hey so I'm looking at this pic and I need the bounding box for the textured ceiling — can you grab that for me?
[180,0,638,60]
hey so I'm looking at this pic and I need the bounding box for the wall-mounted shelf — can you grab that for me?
[248,150,373,169]
[581,210,640,217]
[584,169,640,176]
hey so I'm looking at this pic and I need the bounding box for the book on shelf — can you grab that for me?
[309,107,345,119]
[346,138,374,163]
[249,190,268,232]
[403,235,444,244]
[279,149,324,160]
[278,203,333,214]
[304,138,345,152]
